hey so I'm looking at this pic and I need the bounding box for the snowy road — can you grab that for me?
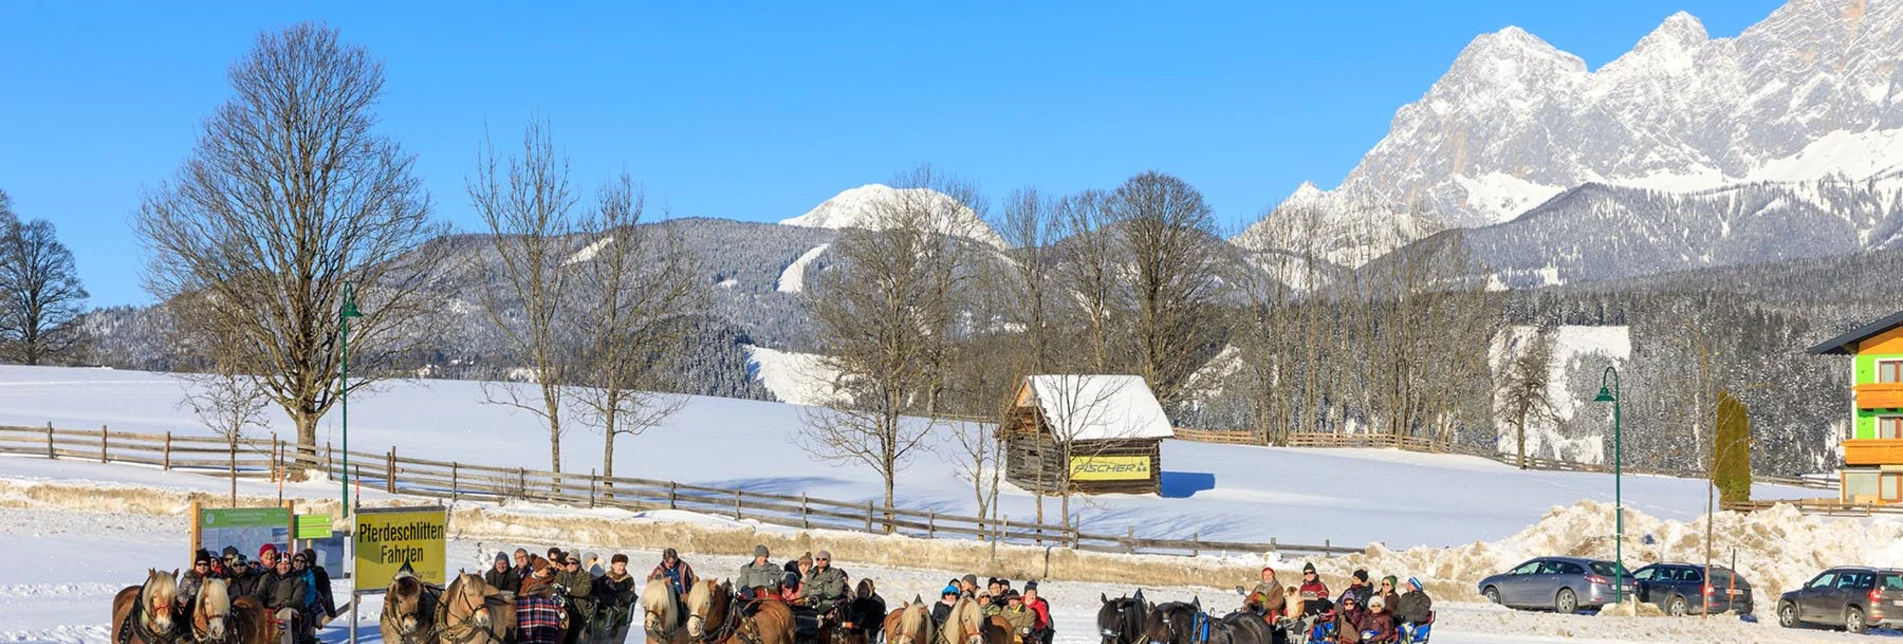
[0,506,1886,644]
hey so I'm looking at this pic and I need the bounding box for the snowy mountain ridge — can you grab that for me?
[781,184,1005,248]
[1257,0,1903,264]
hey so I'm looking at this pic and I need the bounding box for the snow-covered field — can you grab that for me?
[0,364,1887,642]
[0,366,1822,549]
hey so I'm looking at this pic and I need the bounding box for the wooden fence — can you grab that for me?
[1170,428,1836,491]
[0,424,1362,559]
[1722,498,1903,517]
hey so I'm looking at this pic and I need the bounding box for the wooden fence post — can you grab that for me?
[163,432,172,471]
[668,482,678,509]
[864,501,873,533]
[386,447,396,494]
[228,436,238,506]
[928,511,936,538]
[732,489,742,520]
[451,462,459,502]
[46,422,55,460]
[801,494,810,530]
[1269,537,1277,555]
[1323,539,1331,557]
[325,441,333,477]
[1126,525,1136,554]
[100,425,109,463]
[589,469,598,508]
[518,468,527,499]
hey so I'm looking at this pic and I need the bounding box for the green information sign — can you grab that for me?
[202,506,290,529]
[295,514,331,540]
[199,506,291,563]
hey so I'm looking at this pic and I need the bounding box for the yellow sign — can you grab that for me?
[1069,455,1151,481]
[354,506,447,587]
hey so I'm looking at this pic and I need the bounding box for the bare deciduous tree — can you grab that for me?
[469,118,581,481]
[798,165,984,520]
[1052,190,1122,372]
[0,192,89,365]
[1497,325,1558,468]
[1110,171,1227,409]
[136,24,446,476]
[179,367,273,443]
[571,173,705,486]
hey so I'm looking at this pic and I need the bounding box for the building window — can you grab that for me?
[1883,417,1903,440]
[1886,474,1903,503]
[1847,470,1881,502]
[1881,360,1903,384]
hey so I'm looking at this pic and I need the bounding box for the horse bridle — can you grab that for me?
[118,578,181,644]
[435,580,507,644]
[191,588,228,644]
[381,587,437,644]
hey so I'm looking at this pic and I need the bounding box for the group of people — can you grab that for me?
[483,546,657,644]
[932,574,1052,644]
[1243,564,1433,644]
[184,544,337,644]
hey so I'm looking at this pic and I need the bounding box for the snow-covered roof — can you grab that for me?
[1023,375,1174,442]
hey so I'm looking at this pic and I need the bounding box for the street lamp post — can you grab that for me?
[339,283,362,518]
[1594,366,1625,604]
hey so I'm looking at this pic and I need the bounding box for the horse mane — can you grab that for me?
[643,577,680,627]
[897,602,928,643]
[199,578,230,614]
[146,568,179,605]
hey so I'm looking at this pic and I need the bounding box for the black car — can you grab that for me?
[1777,567,1903,633]
[1631,563,1753,616]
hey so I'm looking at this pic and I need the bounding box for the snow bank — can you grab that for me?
[1317,500,1903,600]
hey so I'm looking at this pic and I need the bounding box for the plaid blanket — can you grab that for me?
[518,594,566,644]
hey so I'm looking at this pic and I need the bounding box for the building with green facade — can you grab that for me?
[1808,310,1903,503]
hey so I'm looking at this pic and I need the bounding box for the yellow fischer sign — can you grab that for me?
[354,506,447,587]
[1069,455,1151,481]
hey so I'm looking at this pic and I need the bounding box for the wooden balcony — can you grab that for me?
[1857,383,1903,410]
[1845,439,1903,466]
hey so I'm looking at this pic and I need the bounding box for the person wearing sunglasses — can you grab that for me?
[177,550,213,612]
[803,550,846,610]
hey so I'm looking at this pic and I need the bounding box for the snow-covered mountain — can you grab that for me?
[1263,0,1903,264]
[781,184,1005,248]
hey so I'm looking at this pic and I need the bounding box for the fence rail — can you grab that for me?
[0,424,1362,558]
[1168,428,1837,491]
[1722,498,1903,516]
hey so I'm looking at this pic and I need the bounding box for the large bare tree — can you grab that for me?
[136,24,445,474]
[0,191,89,365]
[798,165,984,518]
[469,118,582,480]
[1109,171,1227,408]
[1497,325,1558,468]
[571,173,705,486]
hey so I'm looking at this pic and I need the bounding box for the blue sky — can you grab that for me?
[1,1,1784,307]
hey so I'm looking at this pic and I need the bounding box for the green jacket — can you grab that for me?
[803,566,847,603]
[558,569,595,613]
[737,561,783,592]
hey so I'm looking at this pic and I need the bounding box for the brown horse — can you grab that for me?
[189,578,234,644]
[111,569,181,644]
[436,572,511,644]
[379,571,441,644]
[981,616,1014,644]
[936,597,986,644]
[684,580,730,642]
[644,577,690,644]
[883,600,933,644]
[722,596,795,644]
[227,596,272,644]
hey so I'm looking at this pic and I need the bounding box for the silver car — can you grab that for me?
[1477,556,1638,613]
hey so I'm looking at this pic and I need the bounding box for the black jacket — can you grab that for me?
[1394,590,1432,625]
[263,571,306,609]
[931,601,953,627]
[311,566,337,617]
[486,567,522,595]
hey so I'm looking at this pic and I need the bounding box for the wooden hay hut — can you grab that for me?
[999,374,1172,495]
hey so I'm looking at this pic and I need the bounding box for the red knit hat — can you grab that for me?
[258,544,278,558]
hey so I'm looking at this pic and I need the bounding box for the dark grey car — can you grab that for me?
[1632,563,1753,616]
[1777,567,1903,633]
[1476,556,1637,613]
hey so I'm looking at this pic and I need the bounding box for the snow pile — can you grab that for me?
[1317,500,1903,600]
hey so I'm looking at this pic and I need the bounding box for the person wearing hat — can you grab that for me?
[251,544,285,603]
[258,543,281,572]
[1245,566,1285,621]
[1341,569,1375,610]
[737,545,783,598]
[930,584,960,628]
[999,590,1033,643]
[178,549,214,612]
[802,550,847,610]
[1376,575,1400,619]
[226,554,261,598]
[1361,594,1397,643]
[486,551,521,594]
[958,574,980,599]
[1393,577,1433,637]
[593,554,640,643]
[299,548,337,621]
[516,556,566,644]
[1296,563,1331,615]
[1330,593,1367,643]
[648,547,698,597]
[556,553,596,644]
[1021,582,1052,644]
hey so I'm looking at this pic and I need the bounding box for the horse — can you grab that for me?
[1206,612,1279,644]
[228,596,272,644]
[112,569,182,644]
[685,580,730,642]
[1145,600,1207,644]
[1097,592,1148,644]
[936,596,986,644]
[380,570,442,644]
[645,577,690,644]
[883,599,933,644]
[436,572,511,644]
[723,596,795,644]
[846,579,886,644]
[188,578,234,644]
[980,615,1014,644]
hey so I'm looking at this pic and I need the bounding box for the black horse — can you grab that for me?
[847,579,886,644]
[1097,591,1149,644]
[1206,612,1280,644]
[1145,600,1206,644]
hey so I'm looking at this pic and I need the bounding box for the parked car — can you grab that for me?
[1477,556,1637,613]
[1631,563,1753,616]
[1777,567,1903,633]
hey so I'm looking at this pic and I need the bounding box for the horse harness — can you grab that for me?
[117,582,183,644]
[190,592,232,644]
[435,581,510,644]
[380,585,440,644]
